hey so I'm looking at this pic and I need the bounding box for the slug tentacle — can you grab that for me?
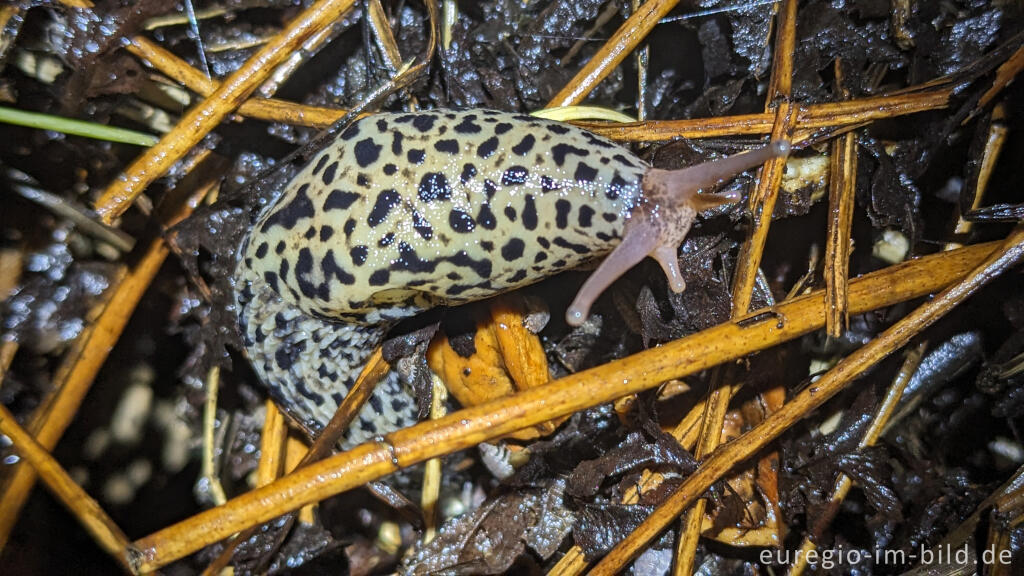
[565,140,791,326]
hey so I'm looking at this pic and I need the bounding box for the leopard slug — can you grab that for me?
[234,109,789,445]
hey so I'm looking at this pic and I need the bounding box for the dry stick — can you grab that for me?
[675,1,797,569]
[764,0,794,101]
[824,129,858,335]
[548,392,711,575]
[549,381,717,574]
[0,161,217,553]
[952,104,1006,243]
[93,0,358,223]
[56,0,93,8]
[787,340,928,576]
[589,225,1024,575]
[824,58,858,337]
[128,240,1000,572]
[581,89,951,141]
[127,34,951,144]
[200,349,390,574]
[256,400,289,486]
[367,0,404,76]
[547,0,680,107]
[895,466,1024,576]
[127,37,348,128]
[0,339,17,378]
[421,375,448,543]
[0,404,132,572]
[976,43,1024,113]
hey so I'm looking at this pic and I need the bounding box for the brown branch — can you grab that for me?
[128,240,1001,572]
[547,0,680,107]
[824,128,858,336]
[93,0,359,223]
[0,156,219,553]
[676,2,798,570]
[127,37,348,129]
[589,225,1024,574]
[0,404,132,572]
[580,89,951,141]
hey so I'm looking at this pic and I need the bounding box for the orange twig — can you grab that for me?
[0,404,131,572]
[94,0,358,223]
[129,240,1000,572]
[547,0,680,107]
[590,225,1024,574]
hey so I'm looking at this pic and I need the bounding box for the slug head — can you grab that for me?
[565,140,791,326]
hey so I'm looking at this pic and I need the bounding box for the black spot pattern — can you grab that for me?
[236,109,653,445]
[483,179,497,199]
[367,190,401,227]
[448,251,491,278]
[553,237,591,254]
[311,154,329,175]
[501,238,525,261]
[418,172,452,202]
[476,204,496,229]
[321,162,338,185]
[578,205,595,227]
[502,166,529,186]
[322,250,356,285]
[607,173,630,199]
[454,115,481,133]
[512,134,535,156]
[555,199,571,229]
[411,210,433,240]
[574,163,598,182]
[448,209,476,233]
[412,115,436,132]
[350,245,368,265]
[522,195,538,230]
[393,242,436,273]
[551,143,588,166]
[325,189,360,211]
[435,139,460,154]
[478,136,499,158]
[263,187,315,230]
[294,247,317,298]
[339,122,360,140]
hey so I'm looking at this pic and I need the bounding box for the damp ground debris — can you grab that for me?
[1,1,1024,574]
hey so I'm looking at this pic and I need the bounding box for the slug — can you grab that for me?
[234,109,789,444]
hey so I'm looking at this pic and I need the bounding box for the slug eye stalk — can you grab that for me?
[565,140,791,327]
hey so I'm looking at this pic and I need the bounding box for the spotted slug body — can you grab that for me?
[234,109,789,444]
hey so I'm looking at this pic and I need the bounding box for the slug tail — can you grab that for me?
[565,140,791,327]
